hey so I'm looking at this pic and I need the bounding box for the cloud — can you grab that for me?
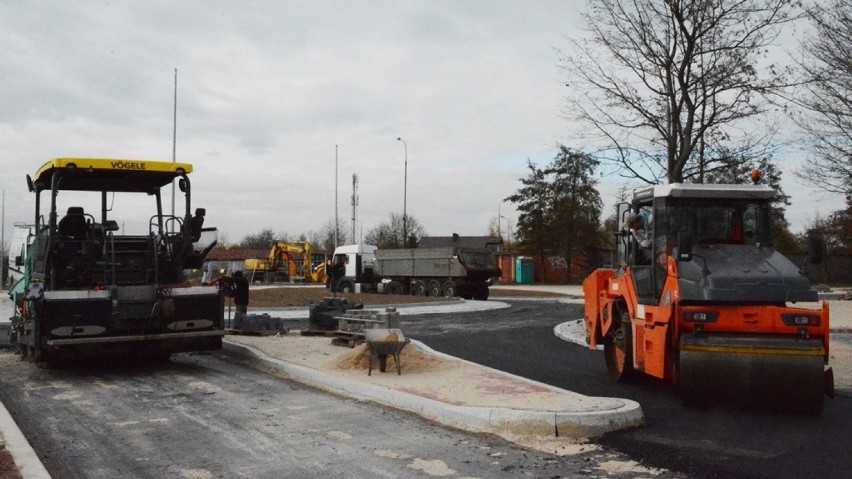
[0,0,840,250]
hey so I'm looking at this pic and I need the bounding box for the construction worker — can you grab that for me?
[625,212,651,247]
[232,270,249,329]
[624,211,652,264]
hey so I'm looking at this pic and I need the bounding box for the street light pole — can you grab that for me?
[498,200,504,251]
[335,145,339,250]
[171,68,177,228]
[396,137,408,247]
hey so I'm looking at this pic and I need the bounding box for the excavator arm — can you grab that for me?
[268,242,315,279]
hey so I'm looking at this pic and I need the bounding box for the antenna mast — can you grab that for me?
[351,174,359,244]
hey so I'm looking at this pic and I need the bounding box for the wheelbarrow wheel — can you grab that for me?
[378,354,388,372]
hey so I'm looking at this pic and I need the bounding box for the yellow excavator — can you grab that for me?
[245,242,327,283]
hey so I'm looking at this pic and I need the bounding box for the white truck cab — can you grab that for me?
[329,244,377,293]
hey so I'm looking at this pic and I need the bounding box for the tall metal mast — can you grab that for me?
[171,68,177,225]
[351,174,359,244]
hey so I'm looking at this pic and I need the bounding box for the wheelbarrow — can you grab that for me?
[364,328,410,376]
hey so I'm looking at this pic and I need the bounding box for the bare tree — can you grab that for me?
[364,213,426,248]
[309,218,345,252]
[237,228,282,249]
[486,217,501,238]
[561,0,799,183]
[795,0,852,196]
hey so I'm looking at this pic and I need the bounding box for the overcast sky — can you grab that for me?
[0,1,841,248]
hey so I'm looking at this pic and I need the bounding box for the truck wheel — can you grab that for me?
[604,311,634,382]
[472,284,489,301]
[441,281,457,297]
[412,281,427,296]
[386,281,404,295]
[427,280,442,297]
[340,281,355,294]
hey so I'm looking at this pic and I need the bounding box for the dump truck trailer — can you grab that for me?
[327,244,499,300]
[8,158,225,364]
[582,176,832,413]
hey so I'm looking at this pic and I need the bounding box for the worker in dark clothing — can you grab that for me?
[329,256,346,292]
[232,270,249,329]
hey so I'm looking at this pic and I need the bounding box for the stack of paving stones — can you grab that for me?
[308,297,364,331]
[233,313,288,335]
[336,308,401,333]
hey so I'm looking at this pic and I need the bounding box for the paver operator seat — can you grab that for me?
[58,206,88,239]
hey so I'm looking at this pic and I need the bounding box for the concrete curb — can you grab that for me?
[554,319,597,350]
[247,298,511,320]
[222,339,644,440]
[0,401,51,479]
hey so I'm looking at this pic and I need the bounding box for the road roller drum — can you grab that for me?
[678,334,827,414]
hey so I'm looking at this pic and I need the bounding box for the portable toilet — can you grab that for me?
[514,256,534,284]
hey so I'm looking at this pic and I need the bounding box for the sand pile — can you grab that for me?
[332,342,454,374]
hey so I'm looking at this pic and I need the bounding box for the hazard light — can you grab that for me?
[682,311,719,323]
[781,314,820,326]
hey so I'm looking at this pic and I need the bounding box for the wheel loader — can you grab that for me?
[583,176,832,413]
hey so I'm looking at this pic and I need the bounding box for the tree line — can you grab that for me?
[223,213,427,252]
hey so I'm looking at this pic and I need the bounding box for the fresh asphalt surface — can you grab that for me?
[0,297,849,478]
[0,329,687,478]
[400,299,852,479]
[0,297,682,479]
[0,351,575,479]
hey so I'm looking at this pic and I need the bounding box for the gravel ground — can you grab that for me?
[245,284,569,308]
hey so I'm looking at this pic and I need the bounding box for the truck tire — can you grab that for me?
[457,285,473,300]
[339,281,355,294]
[386,281,404,295]
[604,310,635,382]
[412,281,427,296]
[472,283,489,301]
[427,280,442,297]
[441,281,457,297]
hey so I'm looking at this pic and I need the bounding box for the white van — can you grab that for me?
[7,224,33,287]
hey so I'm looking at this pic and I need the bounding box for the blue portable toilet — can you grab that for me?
[515,256,534,284]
